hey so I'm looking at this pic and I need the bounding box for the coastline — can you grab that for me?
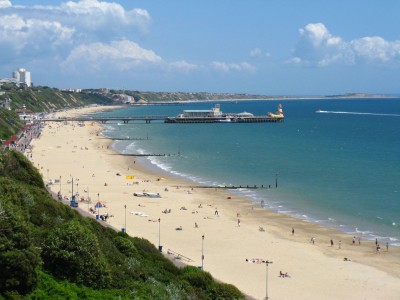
[29,105,400,299]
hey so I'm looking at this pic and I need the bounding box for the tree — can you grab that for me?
[42,221,111,288]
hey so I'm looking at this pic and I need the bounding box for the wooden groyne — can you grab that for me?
[110,153,178,157]
[100,137,149,141]
[175,184,272,190]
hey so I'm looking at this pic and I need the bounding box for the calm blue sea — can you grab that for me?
[93,99,400,245]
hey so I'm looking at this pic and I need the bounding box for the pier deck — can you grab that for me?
[41,115,284,124]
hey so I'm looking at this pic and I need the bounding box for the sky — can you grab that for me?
[1,0,400,95]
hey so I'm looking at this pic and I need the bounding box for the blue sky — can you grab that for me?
[1,0,400,95]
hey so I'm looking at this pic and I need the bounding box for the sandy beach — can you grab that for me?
[28,106,400,300]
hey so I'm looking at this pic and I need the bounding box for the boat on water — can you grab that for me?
[165,104,284,123]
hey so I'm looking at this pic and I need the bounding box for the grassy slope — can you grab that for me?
[0,86,114,113]
[0,108,24,141]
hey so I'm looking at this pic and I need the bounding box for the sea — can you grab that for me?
[92,98,400,245]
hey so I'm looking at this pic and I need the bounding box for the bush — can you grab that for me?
[114,236,137,257]
[41,221,111,288]
[0,215,41,295]
[0,151,44,188]
[182,266,213,290]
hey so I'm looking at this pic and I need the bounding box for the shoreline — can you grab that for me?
[131,154,399,247]
[29,105,400,299]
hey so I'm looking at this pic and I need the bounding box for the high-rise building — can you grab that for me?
[12,68,31,87]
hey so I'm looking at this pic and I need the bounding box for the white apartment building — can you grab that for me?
[12,68,31,87]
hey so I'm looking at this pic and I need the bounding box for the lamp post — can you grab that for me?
[124,204,127,232]
[97,193,100,219]
[87,187,90,211]
[264,260,273,300]
[201,235,205,270]
[158,218,161,251]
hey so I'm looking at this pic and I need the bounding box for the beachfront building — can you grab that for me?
[12,68,31,87]
[15,105,37,123]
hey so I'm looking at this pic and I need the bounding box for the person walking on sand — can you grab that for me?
[237,219,240,227]
[352,236,356,245]
[330,239,334,247]
[215,209,219,216]
[338,240,342,249]
[292,227,295,235]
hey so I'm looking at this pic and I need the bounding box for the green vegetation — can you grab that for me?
[0,151,244,299]
[111,90,270,102]
[0,86,113,113]
[0,108,24,141]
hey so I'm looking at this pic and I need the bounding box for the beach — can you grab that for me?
[28,106,400,300]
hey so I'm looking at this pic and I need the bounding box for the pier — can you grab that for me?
[41,116,168,124]
[165,116,284,123]
[41,115,284,124]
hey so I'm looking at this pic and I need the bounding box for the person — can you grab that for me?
[330,239,334,247]
[292,228,294,235]
[376,244,381,254]
[215,209,219,216]
[311,237,315,244]
[386,242,389,252]
[279,271,284,278]
[195,222,198,228]
[238,219,241,227]
[339,240,342,249]
[352,236,356,245]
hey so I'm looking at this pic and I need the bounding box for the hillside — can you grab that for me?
[0,108,24,141]
[0,86,114,113]
[0,150,244,299]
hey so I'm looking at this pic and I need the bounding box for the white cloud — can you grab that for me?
[0,14,75,57]
[168,60,198,72]
[289,22,400,66]
[250,48,271,58]
[59,0,151,34]
[0,0,11,9]
[350,36,400,63]
[212,61,255,72]
[0,0,152,64]
[250,48,262,58]
[62,39,198,73]
[62,40,162,71]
